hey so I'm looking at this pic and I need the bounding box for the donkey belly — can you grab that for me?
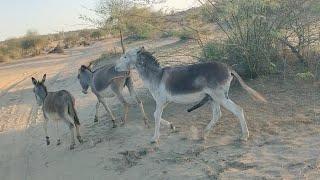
[94,86,112,98]
[168,91,206,104]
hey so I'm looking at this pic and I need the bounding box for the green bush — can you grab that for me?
[160,31,175,38]
[0,39,23,61]
[202,0,284,77]
[202,42,225,62]
[126,23,157,40]
[91,30,103,40]
[296,72,315,81]
[64,34,78,48]
[176,30,193,40]
[21,35,47,56]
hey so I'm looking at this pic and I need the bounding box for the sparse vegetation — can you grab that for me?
[198,0,320,78]
[0,28,106,62]
[49,44,64,54]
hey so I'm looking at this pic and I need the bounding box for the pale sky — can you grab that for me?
[0,0,198,41]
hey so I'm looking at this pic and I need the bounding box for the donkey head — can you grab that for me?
[115,46,145,71]
[77,65,92,94]
[31,74,47,106]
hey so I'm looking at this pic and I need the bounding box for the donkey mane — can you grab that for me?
[81,65,93,72]
[140,51,160,68]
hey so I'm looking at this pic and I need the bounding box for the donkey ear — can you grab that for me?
[41,74,46,83]
[80,65,86,71]
[137,46,145,54]
[31,77,37,85]
[88,62,93,70]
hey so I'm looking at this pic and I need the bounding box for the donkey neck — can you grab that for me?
[84,69,94,87]
[137,63,163,89]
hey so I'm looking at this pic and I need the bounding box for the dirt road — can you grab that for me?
[1,38,320,180]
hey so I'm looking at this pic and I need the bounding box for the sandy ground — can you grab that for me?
[0,38,320,180]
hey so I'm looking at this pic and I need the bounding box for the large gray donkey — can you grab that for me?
[115,47,267,143]
[32,74,83,150]
[77,65,149,128]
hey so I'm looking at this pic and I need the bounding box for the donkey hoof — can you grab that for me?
[112,124,117,128]
[94,116,98,123]
[240,135,249,142]
[69,144,75,150]
[150,140,158,144]
[77,136,84,144]
[56,139,61,146]
[150,137,159,144]
[170,124,176,132]
[120,118,126,126]
[144,118,150,128]
[145,123,150,129]
[46,137,50,145]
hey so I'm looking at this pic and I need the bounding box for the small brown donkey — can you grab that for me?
[32,74,83,149]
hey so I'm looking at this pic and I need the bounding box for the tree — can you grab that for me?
[80,0,165,53]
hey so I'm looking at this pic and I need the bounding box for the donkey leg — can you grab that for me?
[63,118,76,150]
[220,98,249,141]
[55,120,61,145]
[160,119,175,131]
[75,124,83,144]
[100,98,117,128]
[133,95,149,127]
[43,116,50,145]
[113,89,129,125]
[94,101,100,122]
[126,78,150,127]
[139,101,150,128]
[151,101,167,143]
[203,100,222,138]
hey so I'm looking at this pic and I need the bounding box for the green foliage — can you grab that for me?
[85,1,165,41]
[296,71,315,81]
[176,30,193,40]
[160,31,175,38]
[63,33,79,48]
[202,42,225,61]
[201,0,320,77]
[78,30,91,40]
[0,28,106,62]
[20,35,48,56]
[91,30,103,40]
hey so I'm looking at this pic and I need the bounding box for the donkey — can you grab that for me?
[115,47,267,143]
[77,64,149,128]
[31,74,83,150]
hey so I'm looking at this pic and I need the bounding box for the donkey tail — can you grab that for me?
[231,70,267,103]
[68,96,80,125]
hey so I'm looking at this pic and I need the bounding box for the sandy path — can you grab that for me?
[0,38,181,180]
[1,38,320,180]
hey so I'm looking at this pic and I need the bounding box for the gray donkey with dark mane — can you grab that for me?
[77,64,149,127]
[115,47,267,143]
[31,74,83,150]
